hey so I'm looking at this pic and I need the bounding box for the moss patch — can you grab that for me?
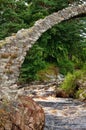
[0,35,15,48]
[0,40,7,48]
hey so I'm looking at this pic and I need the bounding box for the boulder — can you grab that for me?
[77,77,86,89]
[55,88,69,98]
[0,95,45,130]
[75,77,86,101]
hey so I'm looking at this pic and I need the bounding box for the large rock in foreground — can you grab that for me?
[0,95,45,130]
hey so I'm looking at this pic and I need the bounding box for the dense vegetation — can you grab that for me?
[0,0,86,84]
[60,64,86,99]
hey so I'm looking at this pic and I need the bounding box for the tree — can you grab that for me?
[0,0,31,39]
[19,44,46,82]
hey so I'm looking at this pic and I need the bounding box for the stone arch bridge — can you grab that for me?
[0,4,86,89]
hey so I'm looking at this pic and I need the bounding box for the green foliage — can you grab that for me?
[34,19,85,74]
[61,65,86,97]
[19,45,46,83]
[0,0,30,39]
[61,73,76,97]
[75,89,85,99]
[57,59,74,75]
[37,63,59,82]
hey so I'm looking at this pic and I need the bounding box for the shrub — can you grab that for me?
[37,63,59,82]
[58,59,74,75]
[19,44,46,83]
[60,66,86,98]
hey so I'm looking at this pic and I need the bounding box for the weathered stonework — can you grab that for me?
[0,95,45,130]
[0,4,86,96]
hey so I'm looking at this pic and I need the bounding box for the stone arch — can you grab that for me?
[0,4,86,88]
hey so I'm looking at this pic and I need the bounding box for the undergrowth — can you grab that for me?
[60,64,86,98]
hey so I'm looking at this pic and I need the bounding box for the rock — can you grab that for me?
[77,77,86,89]
[55,88,69,98]
[0,95,45,130]
[75,77,86,101]
[79,90,86,101]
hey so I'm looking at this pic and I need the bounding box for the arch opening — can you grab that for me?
[19,17,86,84]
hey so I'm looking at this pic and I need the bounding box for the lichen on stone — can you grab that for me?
[0,40,7,48]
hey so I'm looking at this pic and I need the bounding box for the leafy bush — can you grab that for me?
[57,59,74,75]
[19,44,46,83]
[60,66,86,98]
[37,63,59,82]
